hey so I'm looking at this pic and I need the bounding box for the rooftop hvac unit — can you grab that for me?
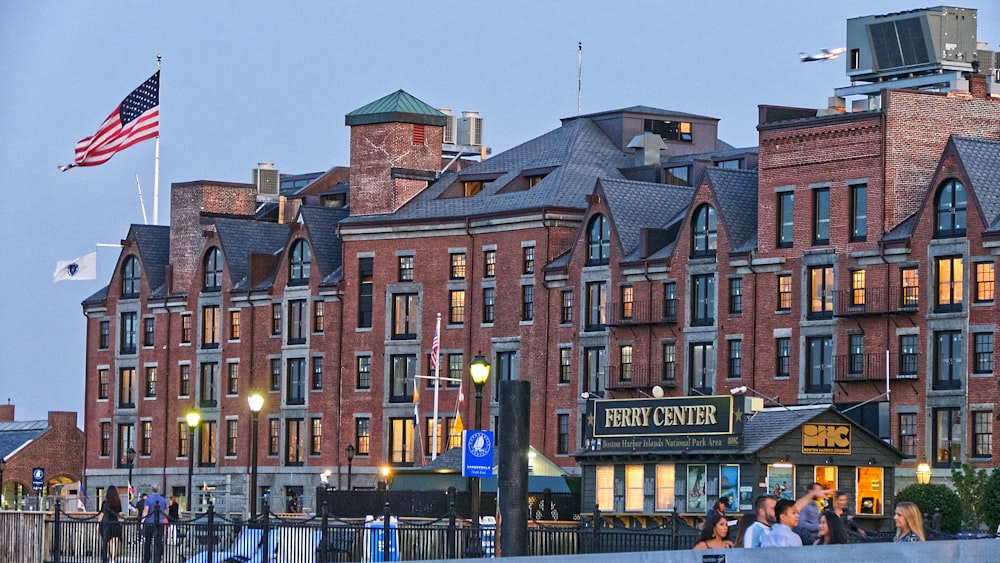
[457,111,482,147]
[439,108,456,145]
[253,163,279,197]
[846,6,978,83]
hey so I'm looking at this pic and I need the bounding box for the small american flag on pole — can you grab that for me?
[430,316,440,372]
[61,71,160,171]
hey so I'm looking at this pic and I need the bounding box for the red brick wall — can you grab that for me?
[348,122,443,216]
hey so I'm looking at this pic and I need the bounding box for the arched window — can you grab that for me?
[935,179,967,238]
[120,256,141,297]
[289,239,311,284]
[691,204,717,257]
[203,247,222,291]
[586,214,610,266]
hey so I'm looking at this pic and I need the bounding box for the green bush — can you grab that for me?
[979,469,1000,534]
[894,484,962,534]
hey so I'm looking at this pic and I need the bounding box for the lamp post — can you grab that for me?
[126,447,136,505]
[248,393,264,520]
[185,410,201,513]
[468,353,491,558]
[916,463,932,485]
[345,444,356,491]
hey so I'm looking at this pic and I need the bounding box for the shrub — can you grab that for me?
[979,469,1000,534]
[951,462,989,531]
[894,484,962,534]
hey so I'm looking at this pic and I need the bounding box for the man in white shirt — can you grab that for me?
[742,494,777,548]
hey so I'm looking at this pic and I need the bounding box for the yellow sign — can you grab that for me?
[801,423,851,454]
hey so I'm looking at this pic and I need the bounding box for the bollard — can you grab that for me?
[320,501,330,562]
[262,496,271,562]
[593,506,602,553]
[447,486,457,560]
[383,501,392,563]
[671,504,680,549]
[206,500,215,563]
[52,498,63,562]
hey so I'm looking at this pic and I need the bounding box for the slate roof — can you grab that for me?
[299,205,349,283]
[704,167,759,253]
[340,117,632,224]
[345,90,447,127]
[574,105,717,122]
[125,225,170,297]
[213,218,290,291]
[599,178,695,259]
[82,285,110,306]
[0,420,48,460]
[951,136,1000,231]
[740,405,831,453]
[882,211,919,242]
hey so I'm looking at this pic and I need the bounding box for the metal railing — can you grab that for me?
[834,352,923,383]
[834,288,919,316]
[605,364,677,390]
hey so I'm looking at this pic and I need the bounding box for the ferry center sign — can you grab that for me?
[588,396,743,452]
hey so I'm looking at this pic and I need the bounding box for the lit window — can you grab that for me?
[621,285,634,320]
[483,250,496,278]
[229,310,240,341]
[975,263,995,303]
[935,256,964,312]
[561,290,573,324]
[355,417,370,455]
[901,267,919,309]
[619,345,633,382]
[398,256,414,282]
[933,408,961,467]
[449,290,465,325]
[450,253,466,280]
[808,266,834,319]
[522,247,534,274]
[856,467,884,515]
[201,306,220,348]
[777,274,792,311]
[852,270,866,307]
[625,465,644,511]
[973,411,993,459]
[655,464,675,511]
[313,300,324,333]
[464,181,483,197]
[392,294,418,339]
[596,465,614,511]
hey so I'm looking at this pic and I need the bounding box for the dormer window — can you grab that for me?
[586,214,610,266]
[202,247,222,291]
[289,239,311,285]
[464,181,483,197]
[527,175,545,188]
[716,159,741,170]
[644,119,692,143]
[935,179,967,238]
[664,166,691,186]
[120,256,141,298]
[691,204,717,258]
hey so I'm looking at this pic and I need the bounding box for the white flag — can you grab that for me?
[53,252,97,282]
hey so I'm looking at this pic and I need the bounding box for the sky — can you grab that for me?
[1,1,996,424]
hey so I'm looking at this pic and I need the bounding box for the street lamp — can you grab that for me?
[126,447,136,505]
[185,410,201,512]
[468,353,491,557]
[916,463,932,485]
[345,444,356,491]
[248,393,264,520]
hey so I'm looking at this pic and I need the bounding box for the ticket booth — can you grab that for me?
[575,396,903,530]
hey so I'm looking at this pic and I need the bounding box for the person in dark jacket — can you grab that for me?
[98,486,123,563]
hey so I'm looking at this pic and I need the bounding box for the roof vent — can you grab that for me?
[439,108,456,145]
[627,132,668,167]
[457,111,482,146]
[253,163,279,197]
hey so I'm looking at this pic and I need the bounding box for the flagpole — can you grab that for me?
[431,313,441,460]
[153,55,161,225]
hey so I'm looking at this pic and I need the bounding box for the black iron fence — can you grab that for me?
[40,498,710,562]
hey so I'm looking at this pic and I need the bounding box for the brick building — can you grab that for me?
[0,404,85,509]
[80,10,1000,513]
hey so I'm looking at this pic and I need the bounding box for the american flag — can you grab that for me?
[61,71,160,171]
[430,316,441,372]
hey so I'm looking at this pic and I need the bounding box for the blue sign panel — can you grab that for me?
[32,467,44,491]
[461,430,494,478]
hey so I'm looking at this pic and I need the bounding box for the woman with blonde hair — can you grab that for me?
[893,501,925,542]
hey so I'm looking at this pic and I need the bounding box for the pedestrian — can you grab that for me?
[706,497,730,519]
[815,510,850,545]
[97,486,123,563]
[693,513,734,550]
[761,498,801,547]
[742,494,777,548]
[893,501,925,542]
[166,496,180,545]
[286,491,300,513]
[795,482,823,544]
[733,513,757,547]
[832,490,867,538]
[141,485,168,563]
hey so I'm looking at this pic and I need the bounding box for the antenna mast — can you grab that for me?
[577,42,583,115]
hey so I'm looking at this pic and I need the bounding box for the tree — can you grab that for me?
[980,469,1000,534]
[951,461,989,531]
[894,483,962,534]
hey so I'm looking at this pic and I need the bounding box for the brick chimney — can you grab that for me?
[169,181,257,287]
[0,404,13,422]
[346,90,446,216]
[48,411,78,429]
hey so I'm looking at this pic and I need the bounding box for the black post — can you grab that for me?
[382,501,392,563]
[542,488,553,521]
[498,379,530,557]
[468,379,486,557]
[593,506,601,554]
[345,444,356,491]
[447,486,457,560]
[671,504,680,549]
[186,425,197,513]
[250,409,260,520]
[52,498,62,562]
[206,500,215,563]
[319,501,330,562]
[262,494,271,562]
